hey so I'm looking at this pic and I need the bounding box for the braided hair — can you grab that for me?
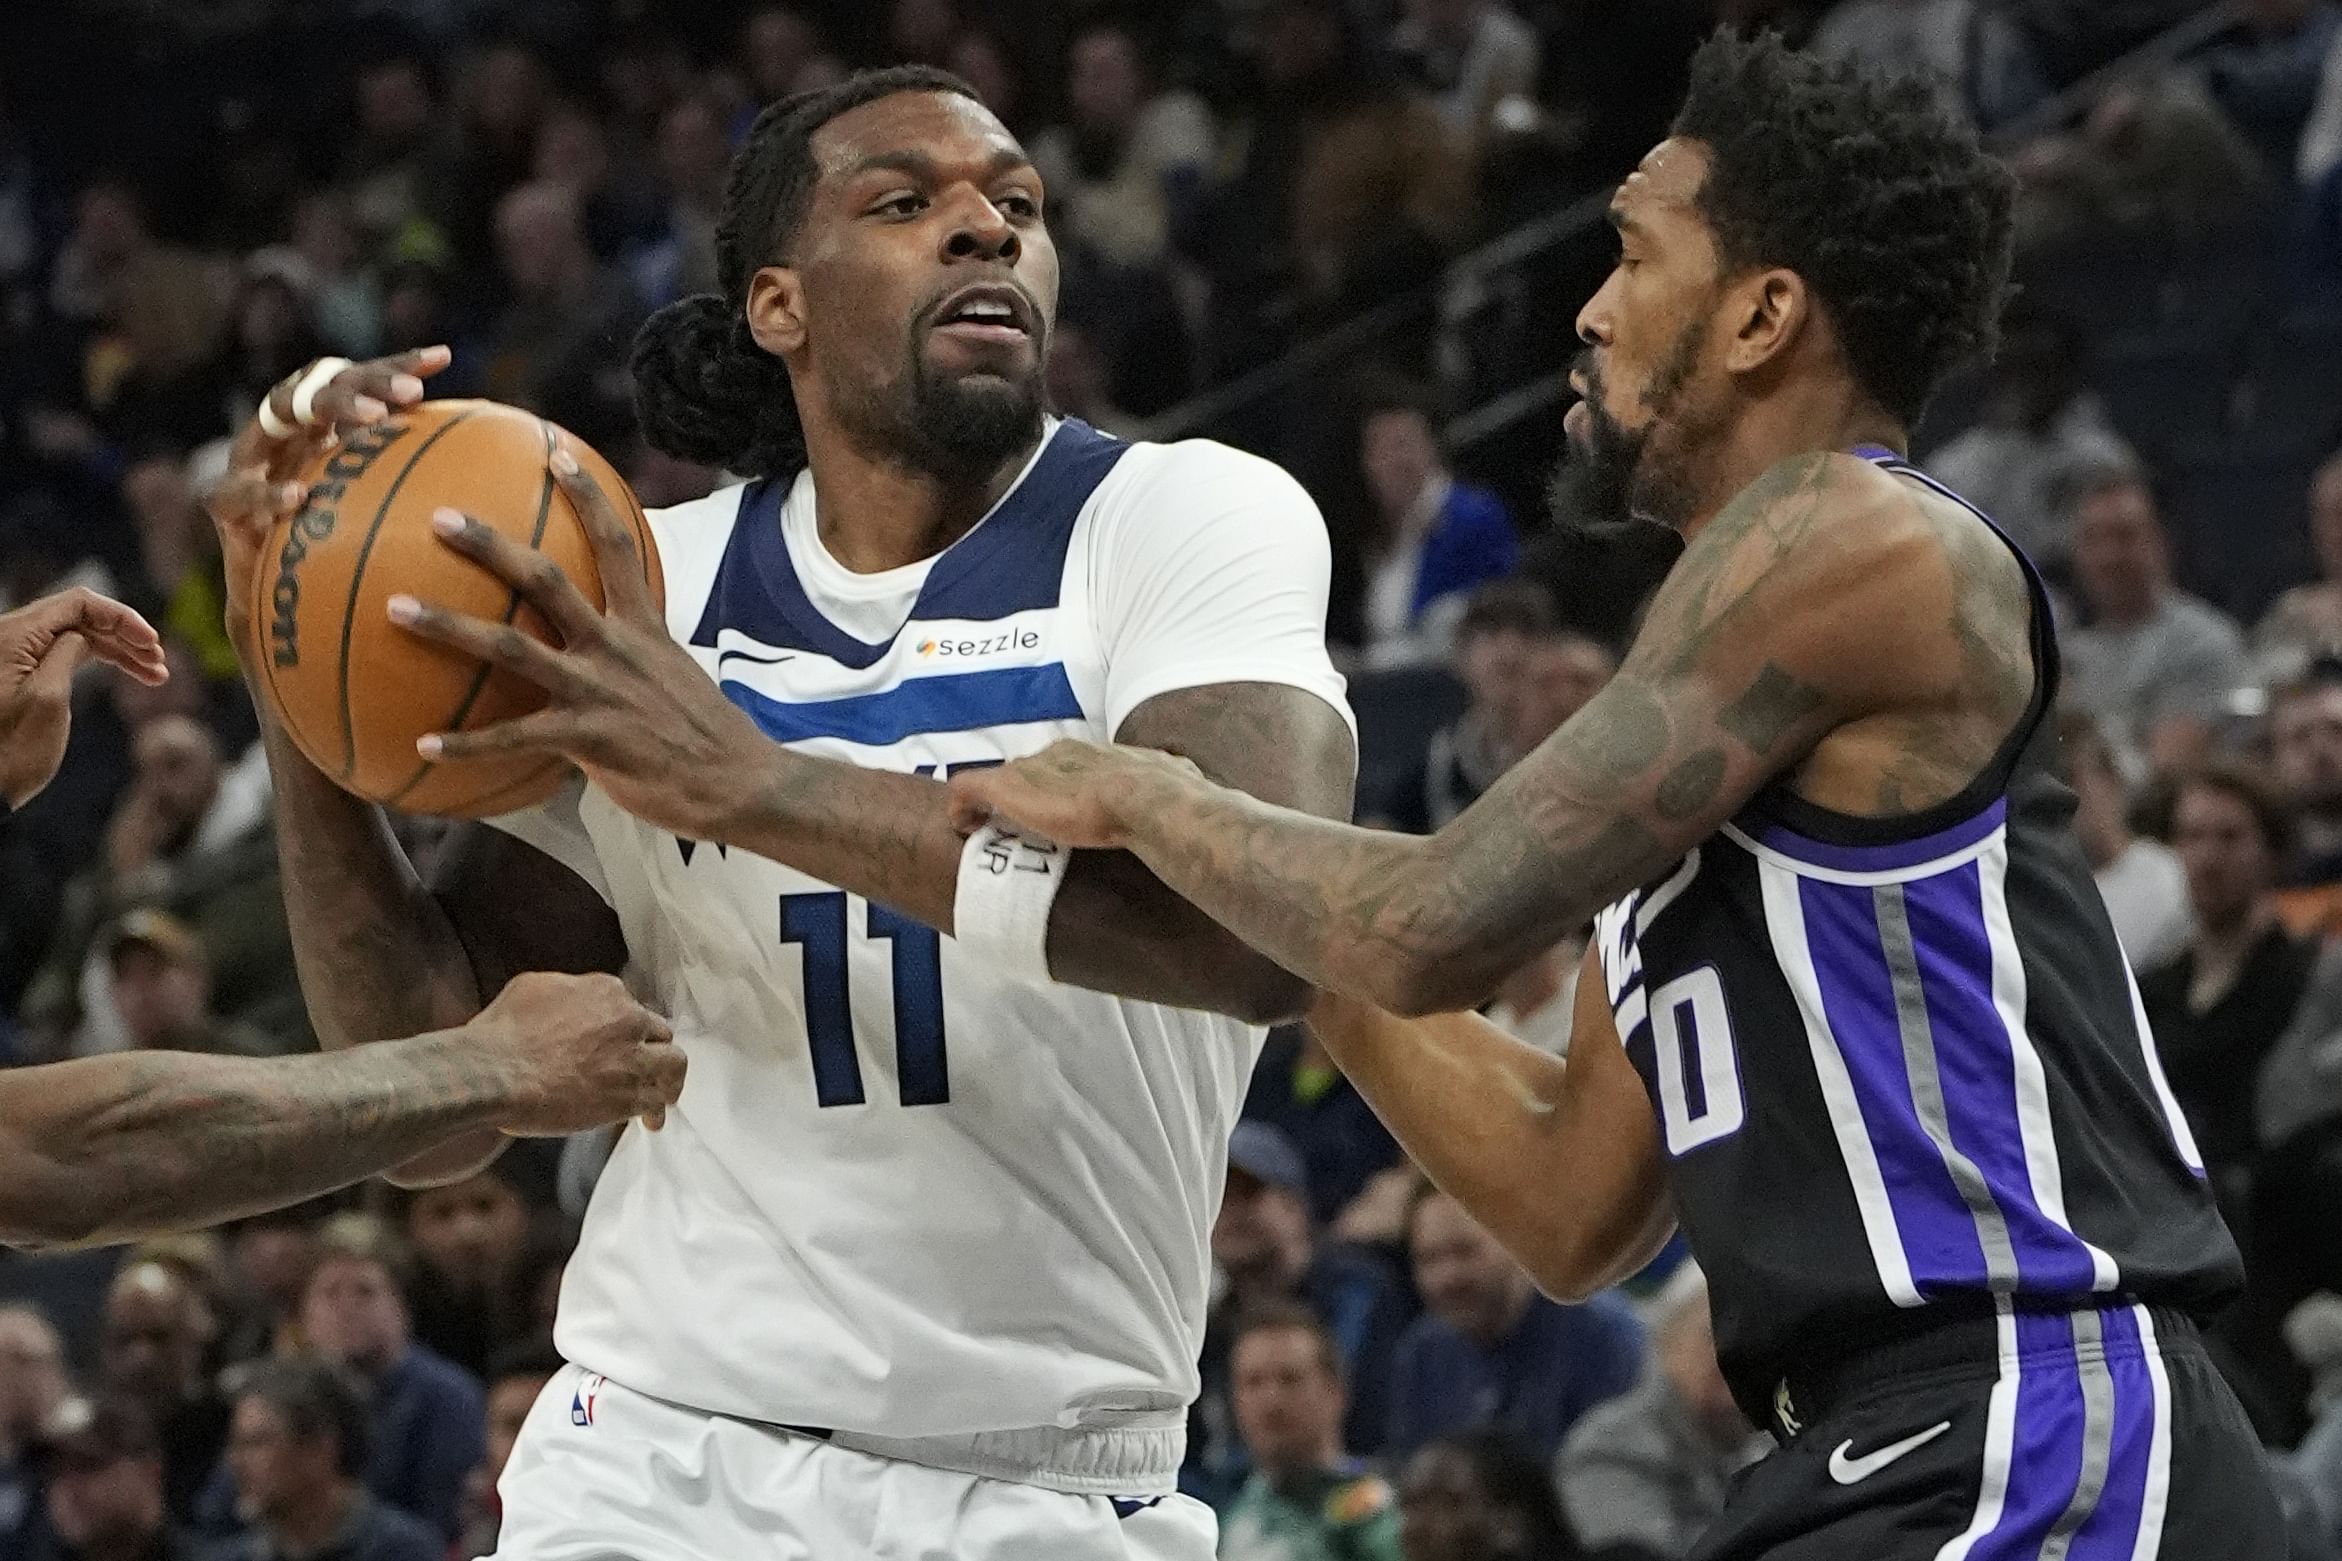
[630,66,979,479]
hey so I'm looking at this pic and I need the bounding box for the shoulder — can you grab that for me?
[1085,437,1328,565]
[1324,1469,1397,1526]
[1438,483,1515,535]
[360,1498,444,1561]
[645,481,753,637]
[406,1345,486,1404]
[1102,436,1319,516]
[2164,594,2248,650]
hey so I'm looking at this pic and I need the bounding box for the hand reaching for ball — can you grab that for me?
[204,347,451,670]
[384,447,775,843]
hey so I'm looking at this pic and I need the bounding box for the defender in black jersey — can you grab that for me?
[951,28,2285,1561]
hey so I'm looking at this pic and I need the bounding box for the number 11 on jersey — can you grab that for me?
[778,892,950,1108]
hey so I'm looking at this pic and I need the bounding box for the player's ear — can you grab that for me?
[1723,268,1807,376]
[745,266,808,357]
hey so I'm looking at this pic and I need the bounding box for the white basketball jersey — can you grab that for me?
[487,419,1352,1451]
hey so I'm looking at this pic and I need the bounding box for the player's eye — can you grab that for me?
[871,192,928,218]
[996,191,1041,220]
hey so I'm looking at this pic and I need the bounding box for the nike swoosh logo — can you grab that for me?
[717,648,797,668]
[1827,1420,1952,1485]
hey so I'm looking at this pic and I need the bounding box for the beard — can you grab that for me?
[1546,316,1713,538]
[833,336,1048,482]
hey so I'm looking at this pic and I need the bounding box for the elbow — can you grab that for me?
[1219,961,1315,1027]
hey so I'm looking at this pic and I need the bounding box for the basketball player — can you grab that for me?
[203,68,1352,1559]
[952,33,2285,1558]
[0,590,683,1249]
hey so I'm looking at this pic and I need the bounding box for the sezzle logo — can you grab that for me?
[916,625,1041,659]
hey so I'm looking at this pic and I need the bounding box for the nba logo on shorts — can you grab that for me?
[570,1374,606,1427]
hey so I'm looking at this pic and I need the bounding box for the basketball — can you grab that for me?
[250,399,665,819]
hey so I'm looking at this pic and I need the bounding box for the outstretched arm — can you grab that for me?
[954,452,2011,1014]
[1304,945,1674,1300]
[0,971,682,1250]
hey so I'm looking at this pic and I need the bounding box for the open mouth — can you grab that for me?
[929,283,1036,347]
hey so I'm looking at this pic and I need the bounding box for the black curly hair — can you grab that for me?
[1670,30,2016,428]
[630,66,978,479]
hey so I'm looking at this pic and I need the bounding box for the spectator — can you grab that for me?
[1355,383,1521,672]
[2059,710,2193,969]
[297,1216,484,1541]
[1808,0,2048,127]
[1200,0,1469,375]
[1556,1266,1764,1560]
[1220,1303,1403,1561]
[336,52,456,262]
[205,251,330,447]
[1386,1189,1643,1461]
[627,94,728,310]
[118,449,239,687]
[2061,464,2252,775]
[2194,0,2342,178]
[1,1306,73,1553]
[2254,452,2342,684]
[220,1205,328,1365]
[24,1397,204,1561]
[949,28,1028,134]
[2140,763,2321,1202]
[2272,660,2342,939]
[400,1164,541,1381]
[1926,307,2136,571]
[1243,1024,1404,1232]
[1379,583,1612,834]
[1031,22,1214,274]
[446,42,555,267]
[1388,0,1540,155]
[739,6,838,110]
[23,711,297,1056]
[96,1261,226,1530]
[104,910,277,1058]
[287,194,380,359]
[2014,73,2267,250]
[1394,1432,1582,1561]
[1192,1124,1411,1503]
[480,181,646,456]
[888,0,963,67]
[453,1344,563,1560]
[214,1360,440,1561]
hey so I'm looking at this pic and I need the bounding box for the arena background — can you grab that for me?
[2,2,2341,1558]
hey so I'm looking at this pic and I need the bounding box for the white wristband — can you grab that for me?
[289,356,353,426]
[954,822,1068,985]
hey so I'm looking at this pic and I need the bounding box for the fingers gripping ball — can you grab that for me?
[251,401,665,818]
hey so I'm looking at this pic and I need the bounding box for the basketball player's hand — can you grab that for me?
[472,971,687,1136]
[946,739,1203,850]
[0,587,167,808]
[387,446,771,840]
[204,347,451,669]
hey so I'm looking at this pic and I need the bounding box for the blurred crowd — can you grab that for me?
[4,1,2342,1559]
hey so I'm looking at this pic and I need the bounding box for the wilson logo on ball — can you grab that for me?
[268,421,413,668]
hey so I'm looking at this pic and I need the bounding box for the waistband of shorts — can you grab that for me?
[781,1421,1187,1498]
[1772,1298,2202,1436]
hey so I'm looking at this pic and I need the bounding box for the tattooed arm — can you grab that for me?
[954,452,2031,1014]
[0,971,681,1250]
[1305,947,1674,1300]
[704,679,1356,1021]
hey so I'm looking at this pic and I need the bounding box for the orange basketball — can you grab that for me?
[250,399,664,819]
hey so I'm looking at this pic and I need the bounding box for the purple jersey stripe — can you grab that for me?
[1798,877,1988,1293]
[1902,864,2103,1295]
[1747,796,2008,875]
[2068,1307,2156,1561]
[1981,1310,2090,1558]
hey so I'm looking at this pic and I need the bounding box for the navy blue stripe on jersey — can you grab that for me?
[721,662,1085,747]
[1771,834,2118,1307]
[1746,797,2007,875]
[688,420,1129,666]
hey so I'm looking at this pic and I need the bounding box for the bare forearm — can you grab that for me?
[725,748,1311,1020]
[0,1034,509,1249]
[260,718,482,1048]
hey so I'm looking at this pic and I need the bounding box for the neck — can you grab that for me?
[2096,590,2162,629]
[2195,903,2270,966]
[2077,812,2131,870]
[796,408,1042,574]
[1470,1283,1535,1346]
[1672,388,1904,548]
[271,1481,357,1558]
[1261,1442,1343,1485]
